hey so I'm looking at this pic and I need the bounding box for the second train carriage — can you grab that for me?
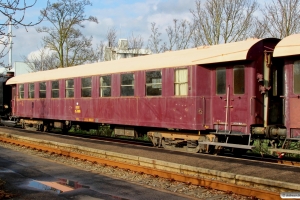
[5,35,298,154]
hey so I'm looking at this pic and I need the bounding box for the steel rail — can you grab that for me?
[1,126,300,168]
[0,136,281,200]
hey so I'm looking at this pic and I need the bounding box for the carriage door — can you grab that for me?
[268,58,284,125]
[229,65,248,134]
[214,66,247,134]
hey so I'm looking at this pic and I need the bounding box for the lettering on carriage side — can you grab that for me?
[75,105,81,113]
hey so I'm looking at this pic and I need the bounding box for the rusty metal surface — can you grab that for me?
[290,98,300,128]
[0,135,282,200]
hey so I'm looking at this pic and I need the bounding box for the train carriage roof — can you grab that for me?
[274,34,300,57]
[7,38,268,85]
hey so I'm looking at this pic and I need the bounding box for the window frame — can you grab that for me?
[174,68,188,96]
[233,65,245,95]
[51,80,59,98]
[39,82,46,98]
[81,77,92,97]
[146,70,162,96]
[216,67,226,95]
[120,73,135,96]
[28,83,35,99]
[293,60,300,94]
[19,84,24,99]
[65,79,74,98]
[100,75,111,97]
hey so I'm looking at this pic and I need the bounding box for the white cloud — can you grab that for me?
[6,0,196,65]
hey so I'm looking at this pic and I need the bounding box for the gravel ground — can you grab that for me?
[0,141,256,200]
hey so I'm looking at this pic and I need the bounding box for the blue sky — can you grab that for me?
[3,0,268,67]
[0,0,195,66]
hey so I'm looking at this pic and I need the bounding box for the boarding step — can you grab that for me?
[198,141,254,149]
[285,137,300,141]
[269,148,300,155]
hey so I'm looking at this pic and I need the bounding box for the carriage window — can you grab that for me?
[234,65,245,94]
[65,79,74,98]
[121,73,134,96]
[81,77,92,97]
[52,81,59,98]
[294,60,300,94]
[216,67,226,94]
[100,75,111,97]
[146,71,162,96]
[174,68,188,96]
[28,83,34,98]
[19,84,24,99]
[39,82,46,98]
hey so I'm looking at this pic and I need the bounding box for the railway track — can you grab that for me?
[2,126,300,169]
[0,133,283,200]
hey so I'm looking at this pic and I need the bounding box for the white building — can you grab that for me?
[104,39,151,61]
[13,62,33,76]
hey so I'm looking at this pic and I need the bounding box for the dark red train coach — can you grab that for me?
[6,37,290,154]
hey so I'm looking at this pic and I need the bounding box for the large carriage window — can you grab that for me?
[28,83,34,98]
[100,75,111,97]
[19,84,24,99]
[216,67,226,94]
[234,65,245,94]
[146,71,162,96]
[174,68,188,96]
[39,82,46,98]
[294,60,300,94]
[65,79,74,98]
[81,77,92,97]
[121,73,134,96]
[52,81,59,98]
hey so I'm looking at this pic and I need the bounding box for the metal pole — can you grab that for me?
[8,16,12,70]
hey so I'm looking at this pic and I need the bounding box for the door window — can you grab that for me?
[216,67,226,94]
[294,60,300,94]
[233,65,245,94]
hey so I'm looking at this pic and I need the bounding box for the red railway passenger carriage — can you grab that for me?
[271,34,300,155]
[6,37,289,153]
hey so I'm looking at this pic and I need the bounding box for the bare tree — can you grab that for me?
[165,19,195,50]
[260,0,300,38]
[0,0,44,67]
[251,17,269,39]
[106,27,118,48]
[95,41,105,62]
[22,48,59,72]
[36,0,98,68]
[148,22,166,53]
[127,32,147,55]
[190,0,258,46]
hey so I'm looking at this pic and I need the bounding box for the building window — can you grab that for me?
[216,67,226,95]
[174,68,188,96]
[39,82,46,98]
[294,60,300,94]
[19,84,24,99]
[81,77,92,97]
[146,71,162,96]
[121,73,134,96]
[233,65,245,94]
[52,81,59,98]
[100,75,111,97]
[65,79,74,98]
[28,83,34,98]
